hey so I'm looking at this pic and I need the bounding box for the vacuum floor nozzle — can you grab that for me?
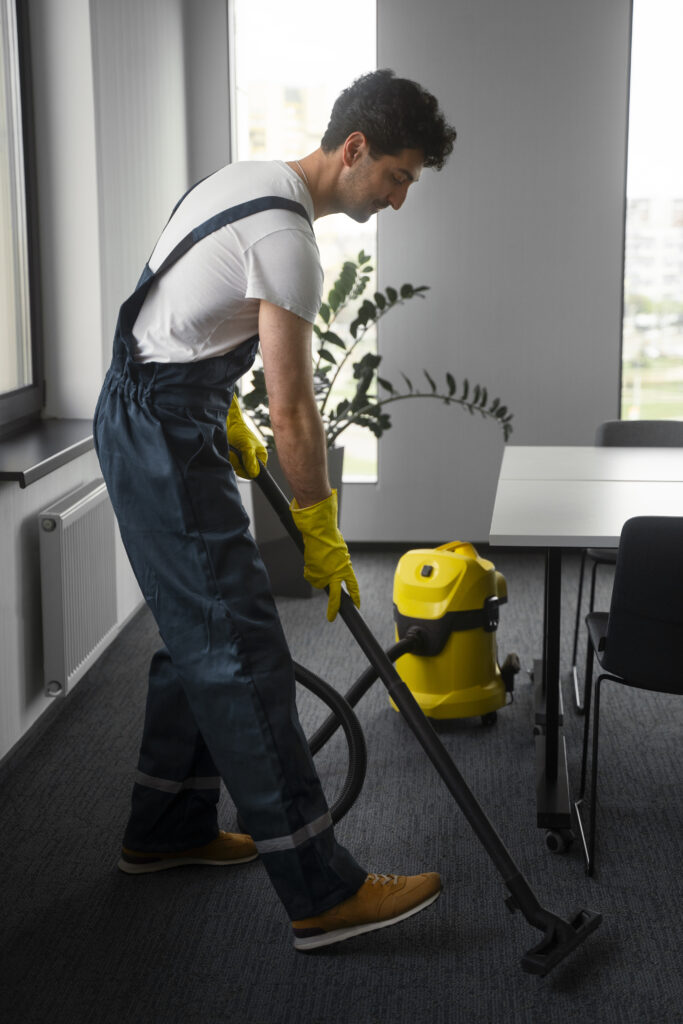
[520,907,603,976]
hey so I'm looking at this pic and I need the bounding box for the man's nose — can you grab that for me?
[388,184,409,211]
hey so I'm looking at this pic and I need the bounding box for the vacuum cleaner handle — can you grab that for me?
[246,453,307,555]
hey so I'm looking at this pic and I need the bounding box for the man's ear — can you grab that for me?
[341,132,368,168]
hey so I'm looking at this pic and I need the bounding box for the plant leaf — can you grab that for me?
[318,348,337,364]
[319,302,330,324]
[424,370,437,393]
[386,287,398,303]
[359,299,376,321]
[321,330,346,349]
[377,376,395,393]
[446,373,456,396]
[353,352,382,374]
[400,372,413,393]
[337,262,356,300]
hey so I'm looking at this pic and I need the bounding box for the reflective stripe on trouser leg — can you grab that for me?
[254,810,332,855]
[94,362,366,919]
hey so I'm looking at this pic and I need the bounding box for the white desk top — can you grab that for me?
[490,445,683,548]
[490,479,683,547]
[499,445,683,483]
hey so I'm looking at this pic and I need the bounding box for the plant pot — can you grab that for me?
[250,447,345,598]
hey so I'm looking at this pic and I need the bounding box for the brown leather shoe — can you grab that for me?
[118,830,258,873]
[292,872,442,950]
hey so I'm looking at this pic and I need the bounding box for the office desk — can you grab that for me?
[489,445,683,844]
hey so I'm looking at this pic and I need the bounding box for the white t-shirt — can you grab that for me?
[131,161,322,363]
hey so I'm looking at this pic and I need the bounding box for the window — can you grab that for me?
[622,0,683,420]
[0,0,41,434]
[230,0,378,479]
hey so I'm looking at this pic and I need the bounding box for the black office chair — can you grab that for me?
[570,419,683,713]
[573,515,683,876]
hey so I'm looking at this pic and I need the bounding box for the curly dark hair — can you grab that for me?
[321,69,456,170]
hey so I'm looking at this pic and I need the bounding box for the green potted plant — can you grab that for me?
[240,250,514,595]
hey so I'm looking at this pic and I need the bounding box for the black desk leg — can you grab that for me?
[544,547,562,780]
[535,547,573,844]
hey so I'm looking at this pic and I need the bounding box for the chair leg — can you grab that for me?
[571,550,588,713]
[589,558,600,615]
[586,676,603,876]
[579,641,595,799]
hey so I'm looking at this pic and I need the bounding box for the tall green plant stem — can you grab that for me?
[326,390,514,447]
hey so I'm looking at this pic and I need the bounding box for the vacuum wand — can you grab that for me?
[248,455,602,976]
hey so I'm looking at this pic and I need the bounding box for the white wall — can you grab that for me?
[91,0,231,392]
[91,0,190,371]
[340,0,632,542]
[182,0,232,182]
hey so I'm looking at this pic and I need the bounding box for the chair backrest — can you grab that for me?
[595,419,683,447]
[602,516,683,693]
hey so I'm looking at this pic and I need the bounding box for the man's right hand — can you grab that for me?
[290,489,361,621]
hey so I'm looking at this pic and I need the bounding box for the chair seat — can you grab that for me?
[586,548,617,564]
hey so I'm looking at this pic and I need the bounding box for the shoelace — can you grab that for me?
[367,873,399,886]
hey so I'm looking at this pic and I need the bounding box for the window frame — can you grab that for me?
[0,0,43,437]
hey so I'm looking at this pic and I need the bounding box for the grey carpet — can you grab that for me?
[1,547,681,1024]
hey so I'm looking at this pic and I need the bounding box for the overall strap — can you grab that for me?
[117,195,312,341]
[153,196,312,283]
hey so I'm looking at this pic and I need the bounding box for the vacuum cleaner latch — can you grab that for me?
[482,595,500,632]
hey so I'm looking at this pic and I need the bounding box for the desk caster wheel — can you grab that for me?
[545,828,574,854]
[481,711,498,727]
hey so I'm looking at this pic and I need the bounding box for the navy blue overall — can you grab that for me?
[93,193,366,920]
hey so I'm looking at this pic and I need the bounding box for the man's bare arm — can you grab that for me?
[258,299,332,508]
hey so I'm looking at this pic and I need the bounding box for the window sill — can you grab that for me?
[0,418,94,487]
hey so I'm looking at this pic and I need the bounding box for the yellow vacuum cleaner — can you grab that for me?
[393,541,519,722]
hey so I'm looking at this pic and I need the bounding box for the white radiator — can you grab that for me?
[38,480,118,697]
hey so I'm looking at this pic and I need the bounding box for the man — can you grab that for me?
[94,69,456,951]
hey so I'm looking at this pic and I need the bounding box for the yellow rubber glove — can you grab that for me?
[226,393,268,479]
[290,490,361,622]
